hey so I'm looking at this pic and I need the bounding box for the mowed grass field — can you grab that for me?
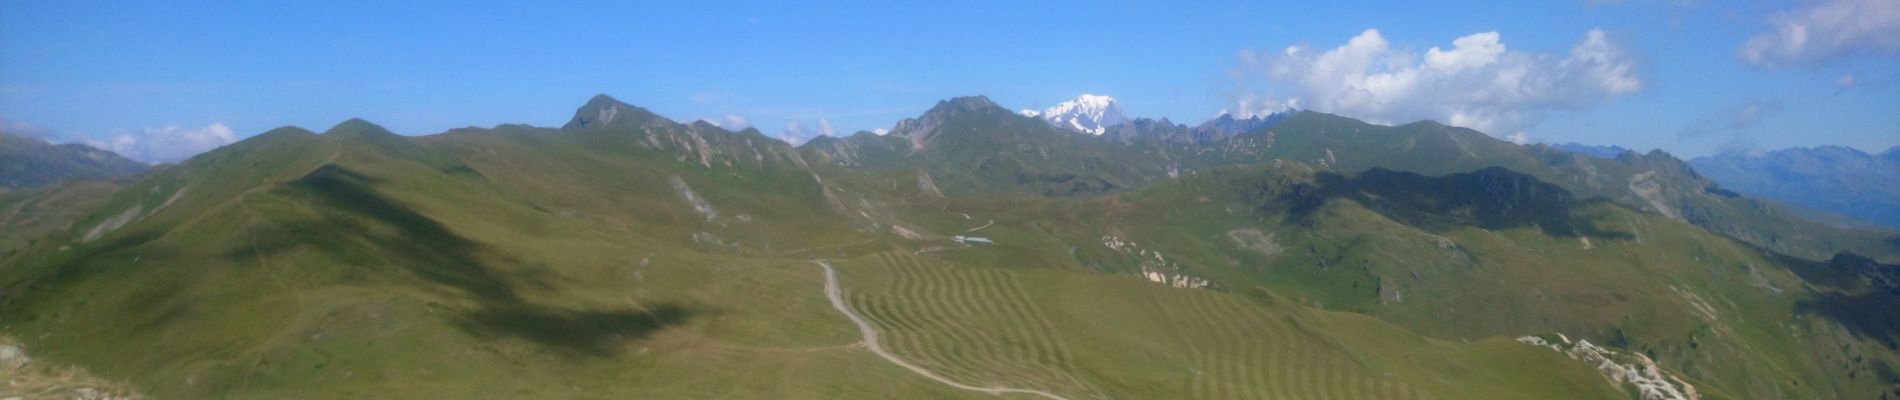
[834,251,1621,400]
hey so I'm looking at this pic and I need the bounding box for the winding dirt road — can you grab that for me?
[812,261,1071,400]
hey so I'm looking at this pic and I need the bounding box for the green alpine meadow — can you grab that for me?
[3,2,1898,399]
[0,94,1894,399]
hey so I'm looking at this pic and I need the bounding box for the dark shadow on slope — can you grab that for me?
[282,164,696,356]
[1783,252,1900,348]
[1874,359,1899,386]
[1271,167,1633,239]
[456,303,694,355]
[1796,290,1900,349]
[0,225,169,317]
[1770,252,1892,288]
[289,165,520,302]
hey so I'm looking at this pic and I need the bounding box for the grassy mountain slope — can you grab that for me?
[833,251,1619,399]
[0,180,126,256]
[1173,112,1897,262]
[805,106,1893,262]
[6,95,1894,399]
[0,99,1650,398]
[0,117,993,398]
[875,161,1897,399]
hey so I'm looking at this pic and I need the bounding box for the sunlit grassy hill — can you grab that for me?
[2,95,1895,399]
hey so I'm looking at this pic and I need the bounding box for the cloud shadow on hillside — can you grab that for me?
[280,164,697,356]
[1269,167,1635,240]
[1778,252,1900,349]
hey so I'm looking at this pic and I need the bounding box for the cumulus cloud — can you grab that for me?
[872,128,889,136]
[1739,0,1900,67]
[1506,131,1532,145]
[698,114,751,131]
[776,118,837,145]
[85,123,237,164]
[1228,28,1644,139]
[780,121,814,145]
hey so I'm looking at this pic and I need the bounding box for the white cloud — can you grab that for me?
[85,123,237,164]
[1229,28,1643,138]
[780,120,814,145]
[1507,131,1532,145]
[698,114,751,131]
[1739,0,1900,67]
[776,118,837,145]
[1425,31,1506,71]
[872,128,889,136]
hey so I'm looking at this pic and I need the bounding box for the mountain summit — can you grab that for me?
[1021,94,1127,135]
[563,94,667,130]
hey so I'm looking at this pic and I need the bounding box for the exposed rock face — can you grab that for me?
[1188,112,1290,143]
[1097,111,1290,144]
[1518,335,1699,400]
[1103,234,1211,289]
[669,176,718,222]
[1,336,141,399]
[798,132,912,168]
[916,171,943,197]
[891,96,1006,151]
[563,95,810,171]
[1226,228,1282,256]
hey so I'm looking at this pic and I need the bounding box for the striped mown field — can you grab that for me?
[834,251,1615,399]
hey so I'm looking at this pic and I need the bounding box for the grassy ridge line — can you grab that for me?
[812,260,1071,400]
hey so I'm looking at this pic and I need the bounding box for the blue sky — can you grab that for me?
[1,0,1895,163]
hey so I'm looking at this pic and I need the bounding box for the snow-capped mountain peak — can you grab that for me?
[1028,94,1127,135]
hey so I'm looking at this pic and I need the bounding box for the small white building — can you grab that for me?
[952,235,994,245]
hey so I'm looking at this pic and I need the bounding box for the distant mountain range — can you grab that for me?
[0,131,147,191]
[1018,93,1294,144]
[1098,111,1292,145]
[1690,146,1900,229]
[1550,142,1632,159]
